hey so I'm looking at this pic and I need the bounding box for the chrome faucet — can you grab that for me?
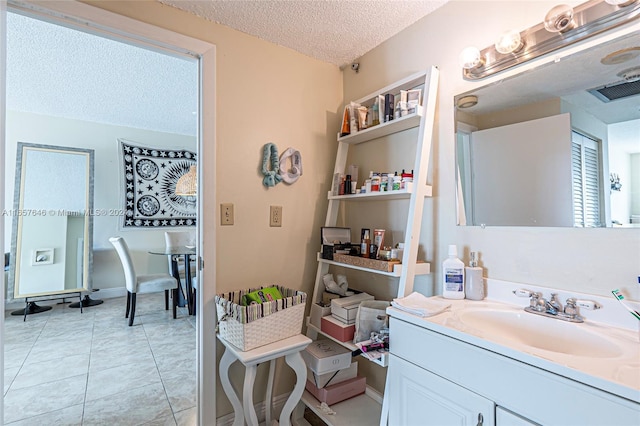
[513,289,601,323]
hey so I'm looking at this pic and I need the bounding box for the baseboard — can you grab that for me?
[92,287,126,299]
[216,392,290,426]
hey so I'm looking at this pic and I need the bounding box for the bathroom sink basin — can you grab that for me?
[453,309,623,358]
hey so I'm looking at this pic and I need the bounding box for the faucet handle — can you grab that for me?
[564,298,579,318]
[574,299,601,310]
[513,288,536,298]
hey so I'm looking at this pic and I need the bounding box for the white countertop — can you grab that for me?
[387,279,640,404]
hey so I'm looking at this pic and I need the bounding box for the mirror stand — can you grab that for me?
[69,293,104,308]
[10,302,52,317]
[11,292,84,321]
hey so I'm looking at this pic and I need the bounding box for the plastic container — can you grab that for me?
[465,251,484,300]
[442,245,465,299]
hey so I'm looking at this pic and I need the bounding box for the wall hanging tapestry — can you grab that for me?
[119,139,196,228]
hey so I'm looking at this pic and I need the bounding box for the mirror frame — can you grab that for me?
[8,142,95,300]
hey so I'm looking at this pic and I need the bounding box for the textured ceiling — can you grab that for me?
[6,12,199,136]
[158,0,448,67]
[6,2,448,136]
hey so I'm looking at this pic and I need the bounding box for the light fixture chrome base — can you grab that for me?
[463,0,640,80]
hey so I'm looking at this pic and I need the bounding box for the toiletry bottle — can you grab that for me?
[442,245,465,299]
[361,229,371,258]
[465,251,484,300]
[344,175,352,196]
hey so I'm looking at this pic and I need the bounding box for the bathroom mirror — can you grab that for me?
[9,143,94,300]
[455,30,639,227]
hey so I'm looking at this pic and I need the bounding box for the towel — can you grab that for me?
[391,292,451,317]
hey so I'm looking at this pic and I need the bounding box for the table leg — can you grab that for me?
[170,257,188,308]
[184,254,194,315]
[243,364,259,426]
[265,359,276,425]
[280,351,307,426]
[219,348,244,426]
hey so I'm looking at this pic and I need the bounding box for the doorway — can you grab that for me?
[1,1,216,423]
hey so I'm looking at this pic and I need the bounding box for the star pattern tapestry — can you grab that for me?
[119,139,196,228]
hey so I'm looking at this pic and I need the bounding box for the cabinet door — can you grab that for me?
[496,407,539,426]
[387,355,494,426]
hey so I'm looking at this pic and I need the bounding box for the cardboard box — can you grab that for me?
[305,376,366,406]
[307,361,358,388]
[302,339,352,375]
[310,303,332,329]
[321,315,355,342]
[331,305,358,325]
[331,293,374,324]
[322,291,341,305]
[321,227,352,260]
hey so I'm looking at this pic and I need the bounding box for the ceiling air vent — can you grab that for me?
[587,79,640,103]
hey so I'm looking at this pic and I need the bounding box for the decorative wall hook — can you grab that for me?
[610,173,622,191]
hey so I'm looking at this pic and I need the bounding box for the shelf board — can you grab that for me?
[307,321,357,351]
[307,320,390,368]
[337,107,422,145]
[328,184,432,200]
[317,253,430,277]
[301,387,382,426]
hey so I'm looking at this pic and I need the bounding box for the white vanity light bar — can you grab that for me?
[462,0,640,80]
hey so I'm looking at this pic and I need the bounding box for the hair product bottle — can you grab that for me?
[442,245,465,299]
[465,251,484,300]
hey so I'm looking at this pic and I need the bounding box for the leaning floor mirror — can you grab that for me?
[8,143,95,315]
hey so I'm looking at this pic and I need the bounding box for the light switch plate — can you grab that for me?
[221,203,234,225]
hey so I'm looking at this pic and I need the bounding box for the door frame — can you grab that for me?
[0,1,217,423]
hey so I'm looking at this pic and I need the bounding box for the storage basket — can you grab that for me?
[215,285,307,351]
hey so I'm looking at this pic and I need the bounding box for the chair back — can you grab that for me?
[109,236,137,293]
[164,231,195,275]
[164,230,195,248]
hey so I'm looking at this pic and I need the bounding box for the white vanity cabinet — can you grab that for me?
[387,354,494,425]
[387,314,640,426]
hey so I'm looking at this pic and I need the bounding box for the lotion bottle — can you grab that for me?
[465,251,484,300]
[442,244,465,299]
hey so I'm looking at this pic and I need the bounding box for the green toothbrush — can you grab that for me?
[612,289,640,321]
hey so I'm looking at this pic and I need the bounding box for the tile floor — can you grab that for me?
[3,293,197,425]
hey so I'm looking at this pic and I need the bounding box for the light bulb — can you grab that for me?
[544,4,575,33]
[459,46,483,70]
[495,30,524,54]
[604,0,637,6]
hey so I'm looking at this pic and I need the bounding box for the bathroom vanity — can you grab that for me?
[386,279,640,425]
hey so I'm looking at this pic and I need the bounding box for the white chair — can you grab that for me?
[109,236,178,326]
[165,230,197,315]
[164,230,196,279]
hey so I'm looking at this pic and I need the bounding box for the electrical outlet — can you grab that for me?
[270,205,282,227]
[221,203,234,225]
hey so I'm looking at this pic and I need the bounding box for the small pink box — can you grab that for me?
[305,376,366,405]
[321,315,355,342]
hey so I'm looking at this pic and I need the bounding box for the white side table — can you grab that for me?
[217,334,312,426]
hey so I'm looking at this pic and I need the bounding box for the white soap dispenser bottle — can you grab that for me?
[442,245,465,299]
[465,251,485,301]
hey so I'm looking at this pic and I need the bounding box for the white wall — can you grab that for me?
[609,120,639,225]
[343,0,640,301]
[4,110,196,289]
[470,114,573,227]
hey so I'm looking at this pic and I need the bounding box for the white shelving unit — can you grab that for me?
[300,67,439,426]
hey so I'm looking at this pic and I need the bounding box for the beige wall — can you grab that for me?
[83,0,342,416]
[79,0,640,418]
